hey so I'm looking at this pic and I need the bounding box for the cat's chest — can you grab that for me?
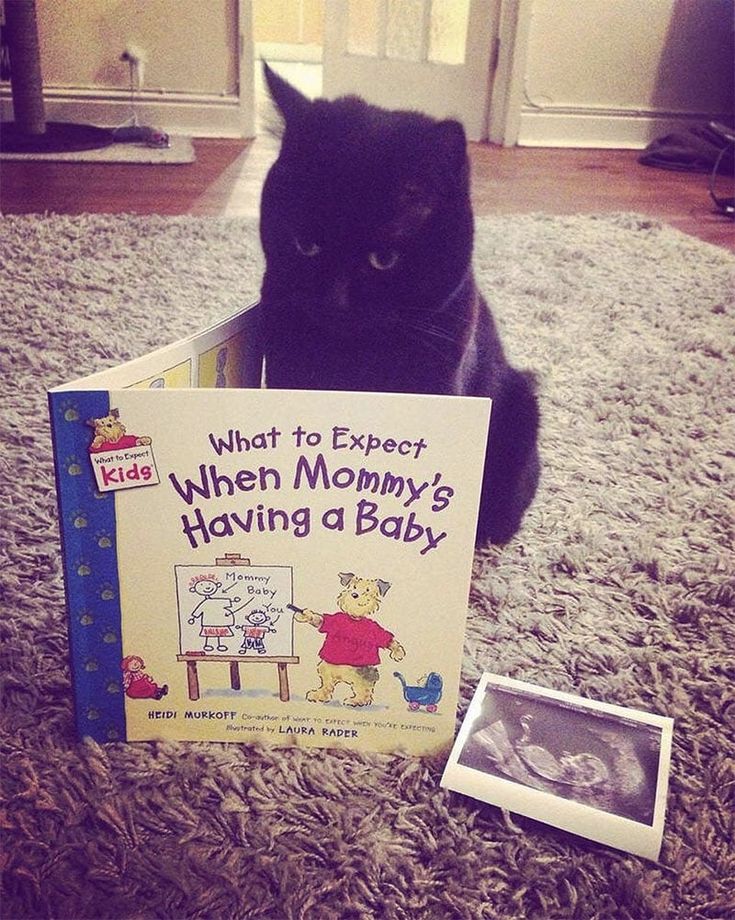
[267,328,457,395]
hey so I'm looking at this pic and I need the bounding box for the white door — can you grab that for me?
[322,0,500,141]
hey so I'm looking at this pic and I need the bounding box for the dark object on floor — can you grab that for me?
[640,122,735,222]
[0,120,114,153]
[707,123,735,220]
[0,121,173,155]
[639,122,734,174]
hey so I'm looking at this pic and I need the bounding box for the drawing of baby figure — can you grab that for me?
[121,655,168,700]
[237,609,277,655]
[188,574,240,653]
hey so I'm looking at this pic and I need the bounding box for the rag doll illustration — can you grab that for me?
[87,408,152,453]
[258,63,540,545]
[294,572,405,707]
[121,655,168,700]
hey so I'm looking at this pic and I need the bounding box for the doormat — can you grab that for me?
[0,133,195,164]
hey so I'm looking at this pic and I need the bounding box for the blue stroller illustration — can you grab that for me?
[393,671,443,712]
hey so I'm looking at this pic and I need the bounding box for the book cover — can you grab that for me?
[49,302,491,756]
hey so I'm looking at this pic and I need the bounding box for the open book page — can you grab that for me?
[50,300,262,392]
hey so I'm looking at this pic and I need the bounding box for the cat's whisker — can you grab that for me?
[406,318,461,347]
[398,322,453,358]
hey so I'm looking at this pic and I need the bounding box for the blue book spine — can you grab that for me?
[48,391,126,742]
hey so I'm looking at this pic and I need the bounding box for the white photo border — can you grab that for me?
[441,673,673,861]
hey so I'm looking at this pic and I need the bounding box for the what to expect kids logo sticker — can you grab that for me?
[86,407,160,492]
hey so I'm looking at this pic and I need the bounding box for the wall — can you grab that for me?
[253,0,324,45]
[3,0,731,145]
[1,0,251,137]
[514,0,734,147]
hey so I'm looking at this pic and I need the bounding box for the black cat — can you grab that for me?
[259,64,539,545]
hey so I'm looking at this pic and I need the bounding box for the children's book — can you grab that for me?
[441,673,673,859]
[48,301,491,756]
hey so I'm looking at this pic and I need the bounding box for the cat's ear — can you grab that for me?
[434,119,468,177]
[263,61,310,126]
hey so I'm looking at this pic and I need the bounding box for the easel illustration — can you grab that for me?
[176,553,299,702]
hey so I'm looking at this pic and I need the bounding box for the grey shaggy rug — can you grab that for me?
[1,212,733,920]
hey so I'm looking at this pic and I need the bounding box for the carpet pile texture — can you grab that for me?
[1,212,733,920]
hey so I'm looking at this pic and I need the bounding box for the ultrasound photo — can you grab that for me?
[442,674,673,860]
[457,681,662,823]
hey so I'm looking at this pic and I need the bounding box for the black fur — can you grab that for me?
[258,64,539,544]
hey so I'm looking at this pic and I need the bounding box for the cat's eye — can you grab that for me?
[368,250,399,271]
[294,237,321,257]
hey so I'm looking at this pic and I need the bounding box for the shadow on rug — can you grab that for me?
[1,213,733,920]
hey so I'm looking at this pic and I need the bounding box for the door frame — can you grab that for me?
[237,0,256,137]
[486,0,532,145]
[243,0,529,145]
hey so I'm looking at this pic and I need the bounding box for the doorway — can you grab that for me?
[252,0,324,130]
[250,0,502,141]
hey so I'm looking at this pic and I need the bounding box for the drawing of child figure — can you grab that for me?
[237,609,277,655]
[188,574,241,652]
[121,655,168,700]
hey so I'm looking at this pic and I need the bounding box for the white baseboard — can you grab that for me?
[0,85,253,138]
[517,105,725,149]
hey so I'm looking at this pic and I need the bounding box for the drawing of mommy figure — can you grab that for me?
[188,574,246,652]
[236,609,278,655]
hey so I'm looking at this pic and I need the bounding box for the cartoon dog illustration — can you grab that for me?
[295,572,405,706]
[87,408,152,453]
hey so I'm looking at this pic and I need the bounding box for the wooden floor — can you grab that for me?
[1,137,732,250]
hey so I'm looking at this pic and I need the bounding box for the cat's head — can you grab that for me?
[259,64,473,335]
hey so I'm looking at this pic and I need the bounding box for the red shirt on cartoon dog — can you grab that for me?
[317,611,395,666]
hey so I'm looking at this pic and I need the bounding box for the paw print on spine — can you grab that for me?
[75,558,91,577]
[98,582,116,601]
[66,455,83,476]
[78,611,94,626]
[102,629,119,645]
[71,509,88,529]
[88,485,110,501]
[60,399,80,422]
[84,658,99,672]
[95,531,113,549]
